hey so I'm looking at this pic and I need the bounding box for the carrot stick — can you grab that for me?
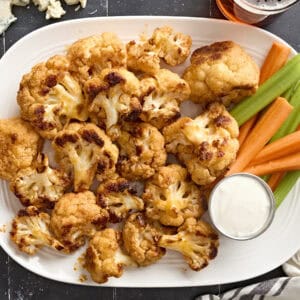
[268,172,286,191]
[250,131,300,165]
[243,153,300,176]
[226,97,293,176]
[238,115,257,146]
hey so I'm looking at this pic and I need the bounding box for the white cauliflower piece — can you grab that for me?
[45,0,66,19]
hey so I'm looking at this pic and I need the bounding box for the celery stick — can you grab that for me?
[231,54,300,126]
[274,171,300,207]
[260,175,270,182]
[282,81,299,101]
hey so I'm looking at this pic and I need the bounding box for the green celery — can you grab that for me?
[282,80,299,101]
[260,175,270,182]
[231,54,300,126]
[274,171,300,207]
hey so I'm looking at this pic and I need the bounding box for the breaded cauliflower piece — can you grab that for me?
[149,26,192,66]
[53,122,119,191]
[126,40,160,75]
[143,165,207,227]
[122,212,166,266]
[10,153,70,209]
[50,191,109,251]
[10,206,64,255]
[67,33,126,83]
[183,41,259,106]
[140,69,190,129]
[85,68,142,131]
[163,103,239,185]
[159,218,219,271]
[84,228,135,283]
[17,55,88,139]
[115,122,167,180]
[97,177,144,223]
[0,117,43,181]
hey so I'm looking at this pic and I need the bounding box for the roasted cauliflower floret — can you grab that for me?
[159,218,219,271]
[10,206,64,255]
[140,69,190,129]
[126,40,160,75]
[123,212,166,266]
[53,122,119,191]
[149,26,192,66]
[67,33,127,83]
[50,191,109,251]
[183,41,259,106]
[115,122,167,180]
[10,153,70,209]
[163,103,239,185]
[85,68,142,131]
[0,117,43,181]
[143,165,206,227]
[84,228,135,283]
[97,178,144,223]
[17,55,88,139]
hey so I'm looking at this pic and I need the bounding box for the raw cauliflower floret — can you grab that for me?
[84,228,135,283]
[149,26,192,66]
[122,212,166,266]
[10,206,64,255]
[85,68,142,131]
[50,191,109,251]
[115,122,167,180]
[17,55,88,139]
[67,33,126,84]
[163,103,239,185]
[159,218,219,271]
[52,122,119,191]
[0,117,43,181]
[143,165,207,227]
[183,41,259,106]
[140,69,190,129]
[10,153,70,209]
[97,177,144,223]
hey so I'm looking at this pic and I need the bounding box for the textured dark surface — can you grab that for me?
[0,0,299,299]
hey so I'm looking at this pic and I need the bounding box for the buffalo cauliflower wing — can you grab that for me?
[50,191,109,251]
[53,122,119,191]
[159,218,219,271]
[140,69,190,129]
[114,122,167,180]
[149,26,192,66]
[183,41,259,106]
[67,33,127,84]
[143,165,207,227]
[84,228,135,283]
[0,117,43,181]
[17,55,89,139]
[122,212,166,266]
[97,177,144,223]
[85,68,142,131]
[10,206,64,255]
[163,103,239,185]
[10,153,70,209]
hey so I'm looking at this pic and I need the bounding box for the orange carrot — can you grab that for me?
[243,153,300,176]
[238,115,258,146]
[250,131,300,165]
[268,172,286,191]
[226,97,293,176]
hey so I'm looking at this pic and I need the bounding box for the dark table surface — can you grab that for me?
[0,1,299,299]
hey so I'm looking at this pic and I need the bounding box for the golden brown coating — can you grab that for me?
[159,218,219,271]
[163,103,239,185]
[183,41,259,106]
[140,69,190,129]
[122,212,166,266]
[84,228,135,283]
[10,153,70,209]
[50,191,109,252]
[52,122,119,191]
[0,117,43,181]
[17,55,88,139]
[114,122,167,180]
